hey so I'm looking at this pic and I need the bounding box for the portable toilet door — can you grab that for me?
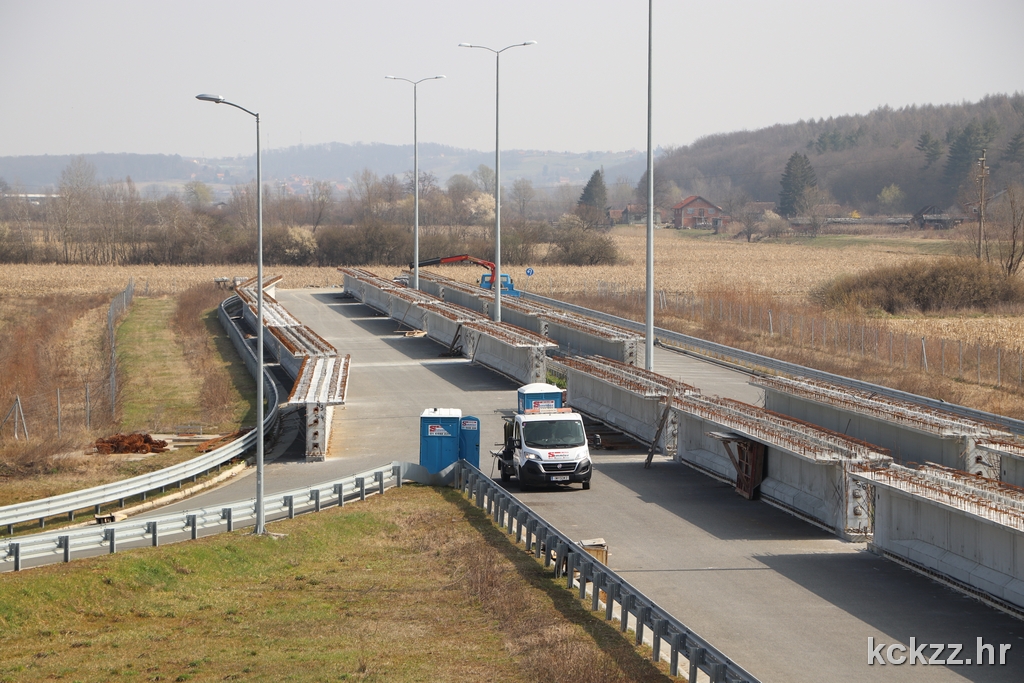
[419,408,462,474]
[458,416,480,468]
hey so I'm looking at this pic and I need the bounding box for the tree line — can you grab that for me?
[643,93,1024,215]
[0,159,620,267]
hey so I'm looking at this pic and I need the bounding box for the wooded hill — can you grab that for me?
[649,93,1024,214]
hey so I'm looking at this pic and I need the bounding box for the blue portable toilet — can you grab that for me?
[517,383,563,414]
[458,416,480,468]
[419,408,462,474]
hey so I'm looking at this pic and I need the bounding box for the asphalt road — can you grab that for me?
[152,288,1024,682]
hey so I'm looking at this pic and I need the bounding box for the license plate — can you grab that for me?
[550,475,570,482]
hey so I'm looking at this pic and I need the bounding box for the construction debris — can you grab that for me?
[95,433,168,455]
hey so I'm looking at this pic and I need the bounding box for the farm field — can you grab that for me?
[0,485,672,683]
[4,224,1024,502]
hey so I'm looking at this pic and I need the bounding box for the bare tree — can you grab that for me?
[306,180,334,233]
[509,178,535,218]
[52,156,98,263]
[990,183,1024,276]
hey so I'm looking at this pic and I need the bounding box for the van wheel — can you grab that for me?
[517,467,530,492]
[582,481,591,490]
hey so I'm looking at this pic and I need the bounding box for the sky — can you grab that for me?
[1,0,1022,160]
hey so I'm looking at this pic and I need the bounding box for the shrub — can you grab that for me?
[545,214,618,266]
[812,257,1024,313]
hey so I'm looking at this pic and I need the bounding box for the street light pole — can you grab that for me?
[385,75,446,291]
[458,40,536,323]
[195,94,266,535]
[645,0,655,371]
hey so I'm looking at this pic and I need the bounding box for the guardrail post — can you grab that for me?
[222,508,233,532]
[652,619,666,662]
[710,662,726,682]
[491,492,501,523]
[6,524,12,536]
[552,544,569,577]
[507,503,517,534]
[95,504,101,515]
[670,633,684,676]
[467,473,476,498]
[312,489,321,512]
[536,527,546,560]
[516,512,525,544]
[636,606,650,645]
[119,498,125,508]
[68,510,75,522]
[578,560,590,600]
[476,481,486,509]
[38,517,44,529]
[565,552,576,589]
[591,572,604,611]
[285,496,295,519]
[375,471,385,495]
[485,488,494,515]
[689,646,705,683]
[620,592,634,633]
[60,535,71,563]
[605,582,618,621]
[11,542,20,571]
[187,515,198,540]
[524,520,534,553]
[392,464,403,488]
[105,528,116,554]
[148,521,159,547]
[334,483,345,507]
[357,477,366,501]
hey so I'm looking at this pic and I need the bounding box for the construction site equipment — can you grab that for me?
[412,254,521,297]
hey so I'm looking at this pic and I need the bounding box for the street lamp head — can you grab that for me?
[523,40,538,45]
[195,93,225,104]
[433,75,447,80]
[384,76,396,80]
[458,42,473,47]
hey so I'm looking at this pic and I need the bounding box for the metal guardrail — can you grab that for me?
[523,292,1024,436]
[453,460,760,683]
[0,296,279,533]
[2,463,402,572]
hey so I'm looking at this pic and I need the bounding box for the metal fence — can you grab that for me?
[453,460,760,683]
[108,278,135,419]
[523,292,1024,436]
[3,462,402,572]
[0,295,278,534]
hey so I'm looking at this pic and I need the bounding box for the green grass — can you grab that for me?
[116,297,256,433]
[117,297,205,432]
[0,486,674,683]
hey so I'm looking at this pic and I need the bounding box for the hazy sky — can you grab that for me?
[1,0,1022,159]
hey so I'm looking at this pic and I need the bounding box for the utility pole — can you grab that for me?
[977,149,989,260]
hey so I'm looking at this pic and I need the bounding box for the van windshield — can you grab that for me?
[522,419,586,448]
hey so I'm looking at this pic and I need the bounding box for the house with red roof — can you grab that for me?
[672,196,730,230]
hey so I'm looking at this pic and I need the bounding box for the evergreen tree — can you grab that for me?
[944,118,999,188]
[578,169,607,209]
[915,132,944,168]
[778,153,817,217]
[1001,128,1024,164]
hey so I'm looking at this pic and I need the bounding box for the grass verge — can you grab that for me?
[0,486,674,683]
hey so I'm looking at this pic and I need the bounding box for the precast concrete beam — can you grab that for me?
[855,463,1024,609]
